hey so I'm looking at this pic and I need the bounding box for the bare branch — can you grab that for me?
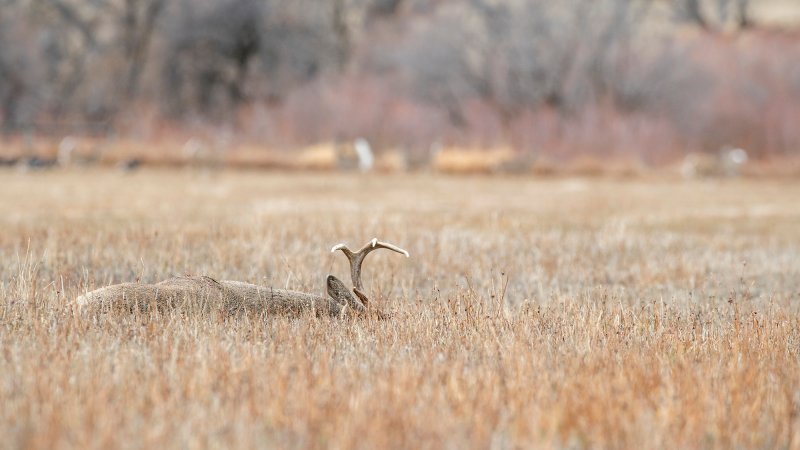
[50,0,98,49]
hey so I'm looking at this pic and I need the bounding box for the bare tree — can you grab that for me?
[162,0,264,114]
[0,10,39,130]
[0,0,169,130]
[388,1,678,122]
[120,0,167,99]
[672,0,752,31]
[161,0,356,116]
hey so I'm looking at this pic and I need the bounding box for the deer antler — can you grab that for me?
[331,238,409,307]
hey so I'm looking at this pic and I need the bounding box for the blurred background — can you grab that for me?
[1,0,800,173]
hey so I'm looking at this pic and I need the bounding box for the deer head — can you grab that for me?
[330,238,409,314]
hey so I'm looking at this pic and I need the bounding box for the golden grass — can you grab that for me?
[292,143,340,171]
[374,150,408,173]
[432,147,515,174]
[1,171,800,449]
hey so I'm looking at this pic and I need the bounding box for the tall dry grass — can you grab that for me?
[1,171,799,449]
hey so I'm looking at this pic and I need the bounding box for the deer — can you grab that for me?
[76,238,409,318]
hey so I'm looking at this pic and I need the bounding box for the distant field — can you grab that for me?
[1,170,799,449]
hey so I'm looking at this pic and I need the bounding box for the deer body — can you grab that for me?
[76,276,347,317]
[77,239,408,318]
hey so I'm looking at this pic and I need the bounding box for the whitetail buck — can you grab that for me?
[77,238,409,318]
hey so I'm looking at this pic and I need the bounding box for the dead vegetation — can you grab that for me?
[1,171,800,449]
[5,135,800,178]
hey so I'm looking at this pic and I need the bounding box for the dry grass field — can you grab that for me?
[1,170,800,449]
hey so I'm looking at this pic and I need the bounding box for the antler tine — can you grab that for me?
[331,238,409,291]
[330,243,354,257]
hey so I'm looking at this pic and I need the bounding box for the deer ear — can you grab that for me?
[326,275,346,302]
